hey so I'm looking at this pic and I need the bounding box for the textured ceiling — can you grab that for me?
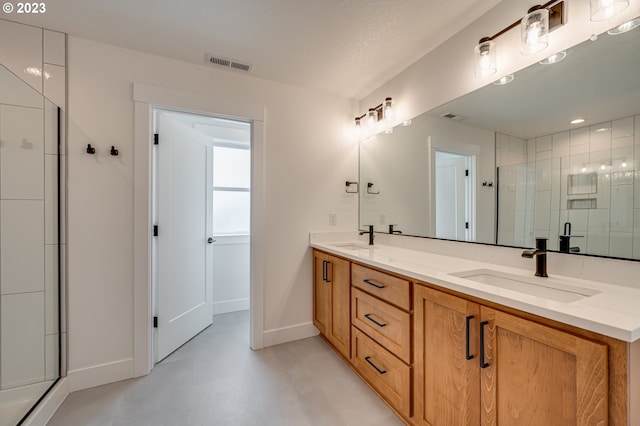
[7,0,501,99]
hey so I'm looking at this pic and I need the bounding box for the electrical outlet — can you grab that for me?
[379,213,386,225]
[329,213,337,226]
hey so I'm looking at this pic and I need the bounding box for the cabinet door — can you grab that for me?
[480,307,608,426]
[313,251,330,336]
[414,285,481,426]
[327,254,350,359]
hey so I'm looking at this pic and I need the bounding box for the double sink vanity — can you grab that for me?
[310,233,640,425]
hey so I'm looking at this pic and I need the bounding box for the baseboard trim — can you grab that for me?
[263,321,319,347]
[67,358,134,392]
[23,378,69,426]
[213,298,250,315]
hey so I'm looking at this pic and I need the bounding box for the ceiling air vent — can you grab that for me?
[440,112,466,121]
[205,54,253,73]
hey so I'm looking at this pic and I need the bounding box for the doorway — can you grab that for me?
[434,151,475,241]
[151,108,251,363]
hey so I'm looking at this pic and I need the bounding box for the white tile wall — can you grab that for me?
[44,30,66,67]
[570,127,590,155]
[552,131,570,158]
[0,105,45,199]
[0,200,45,294]
[43,64,65,110]
[610,185,634,233]
[45,154,59,245]
[613,117,634,138]
[0,66,43,108]
[45,244,59,335]
[590,124,611,152]
[0,20,43,93]
[1,292,45,389]
[45,334,59,381]
[610,232,633,258]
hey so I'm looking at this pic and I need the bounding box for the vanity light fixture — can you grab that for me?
[493,74,515,85]
[607,16,640,34]
[570,118,586,124]
[474,1,564,78]
[354,97,395,137]
[590,0,629,21]
[539,50,566,64]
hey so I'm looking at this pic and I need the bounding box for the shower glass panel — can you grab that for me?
[0,64,61,426]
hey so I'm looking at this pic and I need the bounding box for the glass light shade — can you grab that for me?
[383,97,394,122]
[493,74,514,85]
[521,8,549,55]
[474,39,497,78]
[590,0,629,21]
[367,108,377,128]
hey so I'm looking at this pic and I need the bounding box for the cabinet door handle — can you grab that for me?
[465,315,475,360]
[325,261,331,283]
[364,356,387,375]
[363,279,385,289]
[480,320,490,368]
[364,313,387,328]
[322,260,327,282]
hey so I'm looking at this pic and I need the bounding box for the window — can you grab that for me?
[213,145,250,235]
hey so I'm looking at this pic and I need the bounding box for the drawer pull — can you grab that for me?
[363,279,385,289]
[364,356,387,375]
[480,320,490,369]
[322,260,327,282]
[465,315,475,361]
[364,313,387,327]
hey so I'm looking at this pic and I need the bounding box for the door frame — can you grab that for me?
[132,83,266,376]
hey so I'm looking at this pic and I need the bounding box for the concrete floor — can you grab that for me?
[47,311,403,425]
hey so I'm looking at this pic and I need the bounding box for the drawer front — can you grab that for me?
[352,327,412,419]
[352,288,411,363]
[352,263,411,310]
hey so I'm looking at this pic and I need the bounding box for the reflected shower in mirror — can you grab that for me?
[359,18,640,260]
[0,64,61,425]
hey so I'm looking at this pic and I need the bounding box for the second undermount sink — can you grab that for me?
[451,269,600,302]
[332,243,376,250]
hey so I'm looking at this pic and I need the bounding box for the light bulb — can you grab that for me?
[608,17,640,34]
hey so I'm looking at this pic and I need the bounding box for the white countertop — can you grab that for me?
[311,238,640,343]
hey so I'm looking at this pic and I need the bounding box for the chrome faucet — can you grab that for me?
[521,238,548,277]
[359,225,375,246]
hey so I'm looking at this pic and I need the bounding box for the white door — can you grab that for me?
[435,151,470,240]
[156,112,214,361]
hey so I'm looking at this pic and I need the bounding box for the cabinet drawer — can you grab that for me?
[352,327,411,419]
[352,288,411,363]
[352,263,411,310]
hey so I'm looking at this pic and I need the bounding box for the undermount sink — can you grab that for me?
[451,269,600,302]
[332,243,376,250]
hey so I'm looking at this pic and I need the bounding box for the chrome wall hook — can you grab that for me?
[86,144,96,154]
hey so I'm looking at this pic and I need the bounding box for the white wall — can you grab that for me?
[66,37,357,389]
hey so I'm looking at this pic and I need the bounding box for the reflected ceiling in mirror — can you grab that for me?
[359,21,640,260]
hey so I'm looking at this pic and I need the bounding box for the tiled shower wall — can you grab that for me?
[497,115,640,259]
[0,18,66,391]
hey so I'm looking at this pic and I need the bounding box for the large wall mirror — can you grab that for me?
[360,19,640,260]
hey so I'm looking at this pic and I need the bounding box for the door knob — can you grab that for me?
[207,237,216,244]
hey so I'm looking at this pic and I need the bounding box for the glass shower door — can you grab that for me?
[0,64,61,425]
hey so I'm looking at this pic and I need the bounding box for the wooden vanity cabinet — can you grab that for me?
[414,284,609,426]
[350,263,413,420]
[313,249,350,359]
